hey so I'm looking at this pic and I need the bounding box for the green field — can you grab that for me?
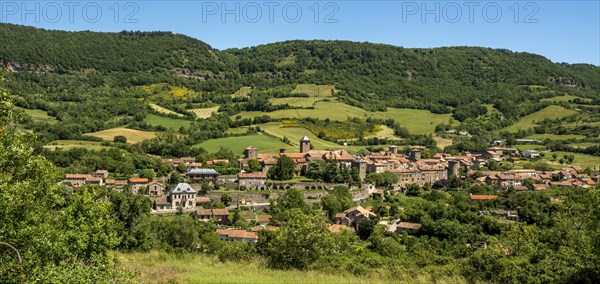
[365,125,398,140]
[17,107,57,124]
[149,103,184,117]
[144,114,191,130]
[85,128,157,144]
[527,133,586,140]
[235,101,451,134]
[503,106,578,132]
[259,122,343,149]
[118,251,463,284]
[269,97,323,107]
[232,86,252,98]
[44,140,112,151]
[291,84,336,97]
[195,134,294,154]
[540,95,579,103]
[543,151,600,168]
[189,106,219,119]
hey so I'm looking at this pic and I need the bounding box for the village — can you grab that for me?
[64,136,599,243]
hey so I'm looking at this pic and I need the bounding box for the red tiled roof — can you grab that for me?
[397,222,422,230]
[238,172,267,179]
[128,178,149,183]
[470,195,498,201]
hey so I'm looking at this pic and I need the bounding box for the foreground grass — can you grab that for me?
[117,251,465,284]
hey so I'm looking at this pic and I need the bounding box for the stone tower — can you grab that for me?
[447,160,461,178]
[352,159,368,180]
[409,149,421,162]
[244,146,258,159]
[300,136,311,153]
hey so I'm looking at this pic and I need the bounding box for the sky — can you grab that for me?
[0,0,598,65]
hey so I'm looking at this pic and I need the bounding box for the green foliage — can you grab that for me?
[267,156,295,180]
[321,186,354,220]
[262,209,334,269]
[113,135,128,143]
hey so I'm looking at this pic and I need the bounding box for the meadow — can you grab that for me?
[231,86,252,98]
[85,128,157,144]
[291,84,336,97]
[235,101,451,134]
[503,105,578,132]
[17,107,57,124]
[117,251,464,284]
[144,114,191,130]
[542,151,600,168]
[269,97,323,107]
[194,133,294,154]
[527,133,586,140]
[540,95,580,102]
[44,140,112,151]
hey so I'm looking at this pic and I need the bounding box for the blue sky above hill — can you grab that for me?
[1,1,598,65]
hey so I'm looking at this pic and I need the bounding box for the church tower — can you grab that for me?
[300,136,311,153]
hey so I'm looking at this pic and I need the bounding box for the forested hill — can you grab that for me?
[0,23,233,75]
[1,23,600,115]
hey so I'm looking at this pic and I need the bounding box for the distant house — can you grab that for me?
[95,170,109,179]
[521,150,540,159]
[195,196,211,207]
[395,222,422,234]
[336,206,376,229]
[328,224,351,233]
[105,179,127,188]
[147,181,165,196]
[216,229,258,243]
[128,178,149,194]
[65,174,104,187]
[154,197,172,211]
[169,183,197,209]
[196,208,230,224]
[187,168,220,183]
[237,172,267,189]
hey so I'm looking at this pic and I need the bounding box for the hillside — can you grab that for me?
[1,23,600,160]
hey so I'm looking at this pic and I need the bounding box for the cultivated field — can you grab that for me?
[269,97,323,107]
[291,84,336,97]
[149,103,184,117]
[195,133,294,154]
[188,106,219,119]
[143,114,191,130]
[235,102,451,134]
[118,251,464,284]
[231,86,252,98]
[44,140,112,151]
[85,128,157,144]
[503,106,578,132]
[17,107,57,124]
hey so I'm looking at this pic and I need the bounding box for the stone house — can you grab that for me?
[237,172,267,189]
[147,181,165,196]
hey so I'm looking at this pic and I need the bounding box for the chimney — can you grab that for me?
[279,148,287,154]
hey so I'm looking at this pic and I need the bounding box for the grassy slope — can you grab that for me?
[291,84,335,97]
[195,134,294,154]
[118,251,465,284]
[44,140,112,151]
[144,114,191,130]
[236,101,451,134]
[188,106,219,119]
[85,128,157,144]
[149,103,184,117]
[503,106,578,132]
[16,107,57,124]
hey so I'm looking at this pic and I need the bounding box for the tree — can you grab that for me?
[139,169,155,181]
[321,186,354,220]
[357,218,377,240]
[306,161,324,181]
[263,209,334,269]
[267,156,295,180]
[169,172,184,184]
[176,163,188,173]
[113,135,127,143]
[247,159,262,173]
[221,193,233,206]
